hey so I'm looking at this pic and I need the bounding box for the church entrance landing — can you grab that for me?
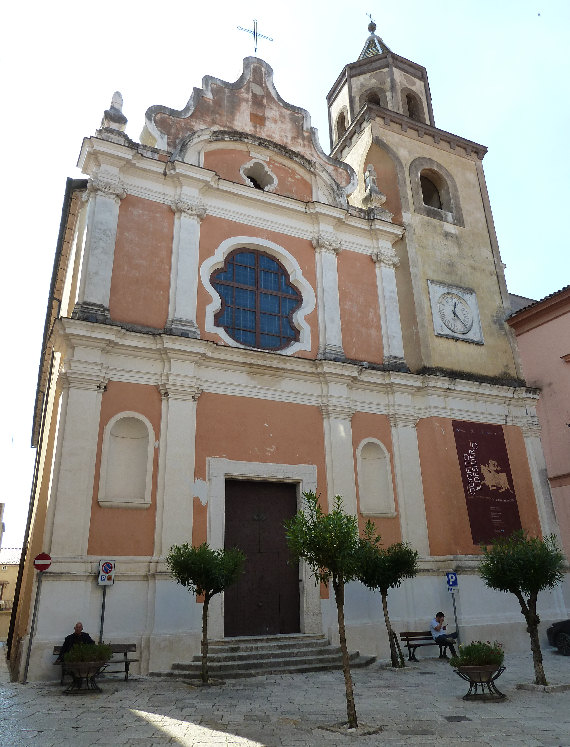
[224,480,300,637]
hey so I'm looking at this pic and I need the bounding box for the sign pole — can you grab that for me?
[451,588,459,644]
[99,586,107,644]
[22,573,42,684]
[23,554,52,682]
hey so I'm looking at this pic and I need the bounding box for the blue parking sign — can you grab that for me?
[446,572,458,588]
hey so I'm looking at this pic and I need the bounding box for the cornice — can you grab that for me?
[50,320,542,429]
[331,104,487,162]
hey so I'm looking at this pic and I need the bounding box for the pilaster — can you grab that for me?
[73,170,126,323]
[49,368,107,557]
[166,196,207,338]
[521,421,561,541]
[389,412,430,556]
[312,234,345,361]
[372,243,406,367]
[154,379,202,557]
[321,396,357,515]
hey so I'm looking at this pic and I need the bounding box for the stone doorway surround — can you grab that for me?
[206,458,321,639]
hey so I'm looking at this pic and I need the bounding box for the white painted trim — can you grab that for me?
[98,411,155,508]
[200,236,316,354]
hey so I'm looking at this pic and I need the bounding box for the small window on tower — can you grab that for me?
[336,112,347,141]
[367,93,381,106]
[420,174,442,210]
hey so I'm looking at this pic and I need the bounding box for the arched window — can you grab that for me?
[409,158,464,227]
[401,89,425,123]
[420,174,442,210]
[336,112,347,141]
[98,413,154,508]
[211,249,302,350]
[357,440,396,516]
[367,93,381,106]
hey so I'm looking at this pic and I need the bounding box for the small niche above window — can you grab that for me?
[240,159,277,192]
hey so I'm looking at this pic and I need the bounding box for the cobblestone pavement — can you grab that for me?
[2,645,570,746]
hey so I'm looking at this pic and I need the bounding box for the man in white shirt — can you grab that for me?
[430,611,458,658]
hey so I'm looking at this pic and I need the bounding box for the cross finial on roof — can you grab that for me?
[237,19,274,54]
[359,15,391,59]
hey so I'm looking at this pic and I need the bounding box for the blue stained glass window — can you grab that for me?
[212,249,302,350]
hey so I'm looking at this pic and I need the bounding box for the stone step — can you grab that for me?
[151,651,375,679]
[151,635,375,679]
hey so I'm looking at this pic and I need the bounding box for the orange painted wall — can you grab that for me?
[197,216,319,358]
[503,425,541,536]
[88,381,160,556]
[351,413,401,544]
[338,252,383,364]
[417,418,541,555]
[203,148,312,201]
[417,418,472,555]
[193,394,327,550]
[109,195,173,329]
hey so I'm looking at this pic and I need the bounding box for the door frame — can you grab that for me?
[205,458,321,639]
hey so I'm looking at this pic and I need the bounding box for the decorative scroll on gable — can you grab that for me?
[141,57,355,201]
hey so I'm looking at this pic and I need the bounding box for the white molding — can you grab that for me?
[200,236,316,355]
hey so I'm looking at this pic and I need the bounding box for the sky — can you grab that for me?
[1,0,569,550]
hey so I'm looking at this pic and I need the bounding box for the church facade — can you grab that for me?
[10,25,567,681]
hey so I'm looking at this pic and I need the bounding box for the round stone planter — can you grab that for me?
[454,664,506,700]
[64,661,109,694]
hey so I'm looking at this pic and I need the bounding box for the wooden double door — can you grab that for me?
[224,480,300,637]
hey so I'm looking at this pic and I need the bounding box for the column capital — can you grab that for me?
[312,233,342,255]
[321,401,354,420]
[59,367,108,393]
[85,174,127,204]
[372,247,400,269]
[159,381,202,402]
[389,411,418,428]
[171,197,207,221]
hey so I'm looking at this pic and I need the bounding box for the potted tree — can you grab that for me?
[63,643,113,693]
[449,641,505,699]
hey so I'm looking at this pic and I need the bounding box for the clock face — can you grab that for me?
[437,292,473,334]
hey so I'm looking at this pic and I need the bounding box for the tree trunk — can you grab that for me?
[332,577,358,729]
[201,594,210,684]
[381,591,403,667]
[516,591,547,686]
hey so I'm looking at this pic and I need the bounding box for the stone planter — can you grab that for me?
[454,664,506,700]
[64,661,109,694]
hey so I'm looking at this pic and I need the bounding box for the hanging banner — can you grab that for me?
[452,420,521,544]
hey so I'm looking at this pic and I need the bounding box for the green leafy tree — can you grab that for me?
[357,522,419,667]
[285,491,361,729]
[166,542,245,684]
[479,530,565,685]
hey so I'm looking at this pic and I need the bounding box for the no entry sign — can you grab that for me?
[33,553,51,572]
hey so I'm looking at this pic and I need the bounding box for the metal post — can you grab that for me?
[22,573,43,684]
[99,585,107,644]
[451,589,459,644]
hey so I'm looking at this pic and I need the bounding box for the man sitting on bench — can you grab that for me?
[430,612,458,658]
[55,621,95,662]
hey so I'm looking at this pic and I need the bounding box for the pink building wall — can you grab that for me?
[509,287,570,556]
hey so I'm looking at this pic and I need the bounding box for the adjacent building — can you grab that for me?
[9,24,567,681]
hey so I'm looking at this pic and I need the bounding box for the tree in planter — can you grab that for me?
[357,522,419,668]
[166,542,245,684]
[479,530,565,686]
[284,491,361,729]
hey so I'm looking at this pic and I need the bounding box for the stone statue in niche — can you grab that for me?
[362,164,392,221]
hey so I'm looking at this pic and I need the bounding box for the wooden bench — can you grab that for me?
[399,631,451,662]
[53,644,138,683]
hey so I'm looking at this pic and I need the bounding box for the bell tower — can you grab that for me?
[326,21,435,150]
